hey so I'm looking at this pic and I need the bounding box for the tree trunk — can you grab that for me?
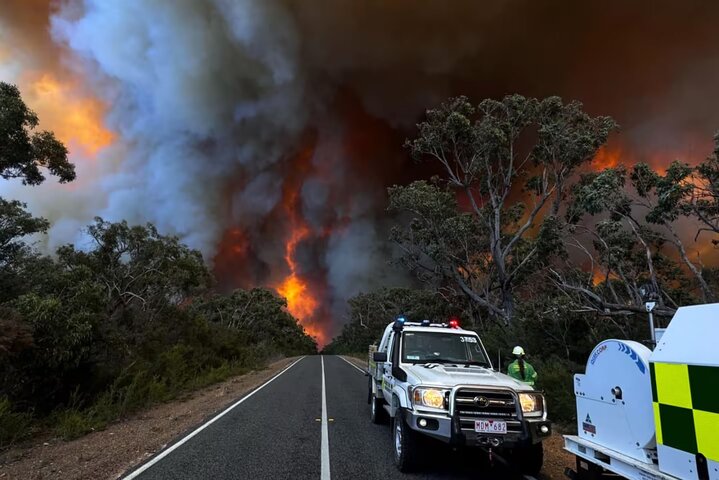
[501,287,515,325]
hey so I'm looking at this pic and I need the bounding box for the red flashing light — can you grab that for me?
[448,318,460,329]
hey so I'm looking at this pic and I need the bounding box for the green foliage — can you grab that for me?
[534,357,579,425]
[324,288,460,354]
[0,85,318,446]
[0,199,51,302]
[398,95,617,323]
[693,136,719,241]
[57,218,212,319]
[51,408,96,440]
[0,217,315,447]
[0,82,75,185]
[0,396,33,447]
[563,159,715,309]
[191,288,317,356]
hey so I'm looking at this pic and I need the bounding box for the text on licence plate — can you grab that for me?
[475,419,507,434]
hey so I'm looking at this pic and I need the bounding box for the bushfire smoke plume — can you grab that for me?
[2,1,719,344]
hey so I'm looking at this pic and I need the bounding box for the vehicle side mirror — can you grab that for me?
[373,351,388,362]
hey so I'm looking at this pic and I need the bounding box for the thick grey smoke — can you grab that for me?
[49,0,308,254]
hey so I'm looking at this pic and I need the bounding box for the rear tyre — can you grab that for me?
[511,442,544,476]
[393,411,420,472]
[369,379,385,424]
[370,394,386,424]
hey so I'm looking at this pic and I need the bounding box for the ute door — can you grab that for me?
[381,331,395,399]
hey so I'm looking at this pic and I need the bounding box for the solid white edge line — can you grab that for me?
[338,355,366,374]
[122,356,306,480]
[320,356,331,480]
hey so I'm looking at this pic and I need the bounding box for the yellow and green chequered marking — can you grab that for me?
[650,362,719,462]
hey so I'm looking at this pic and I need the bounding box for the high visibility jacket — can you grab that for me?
[508,359,537,387]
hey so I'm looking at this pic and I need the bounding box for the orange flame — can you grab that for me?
[592,145,622,170]
[273,144,326,346]
[276,224,319,322]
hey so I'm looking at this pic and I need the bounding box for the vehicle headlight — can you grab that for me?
[519,393,544,417]
[412,387,446,409]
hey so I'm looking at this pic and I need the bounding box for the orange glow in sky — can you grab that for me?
[25,73,114,157]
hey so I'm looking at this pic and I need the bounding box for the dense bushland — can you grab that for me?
[0,83,316,447]
[0,218,316,446]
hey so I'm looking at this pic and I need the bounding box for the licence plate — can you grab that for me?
[475,419,507,434]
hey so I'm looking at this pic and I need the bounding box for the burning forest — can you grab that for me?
[5,3,719,479]
[3,0,719,347]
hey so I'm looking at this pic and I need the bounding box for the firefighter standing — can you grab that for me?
[507,346,537,387]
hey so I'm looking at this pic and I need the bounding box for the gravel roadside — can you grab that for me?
[0,357,297,480]
[341,355,576,480]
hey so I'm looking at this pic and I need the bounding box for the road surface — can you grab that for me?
[122,355,536,480]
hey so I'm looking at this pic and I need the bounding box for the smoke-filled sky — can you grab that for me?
[2,0,719,343]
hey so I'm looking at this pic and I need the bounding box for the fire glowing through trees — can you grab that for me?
[9,66,717,350]
[6,0,719,349]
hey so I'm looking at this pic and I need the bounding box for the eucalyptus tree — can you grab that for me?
[555,159,715,318]
[391,95,616,324]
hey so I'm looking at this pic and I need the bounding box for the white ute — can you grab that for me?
[367,318,552,474]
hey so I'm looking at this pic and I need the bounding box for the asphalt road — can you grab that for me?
[123,355,533,480]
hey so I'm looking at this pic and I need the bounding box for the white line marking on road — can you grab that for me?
[338,355,366,374]
[122,356,306,479]
[321,355,331,480]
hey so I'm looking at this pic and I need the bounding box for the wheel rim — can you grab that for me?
[394,420,402,458]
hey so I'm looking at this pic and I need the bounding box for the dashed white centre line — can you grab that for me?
[321,355,331,480]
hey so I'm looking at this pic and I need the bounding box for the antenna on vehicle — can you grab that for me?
[497,349,501,372]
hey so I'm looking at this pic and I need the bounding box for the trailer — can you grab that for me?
[564,303,719,480]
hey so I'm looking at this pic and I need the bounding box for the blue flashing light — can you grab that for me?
[397,316,406,323]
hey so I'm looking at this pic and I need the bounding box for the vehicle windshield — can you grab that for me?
[401,331,490,366]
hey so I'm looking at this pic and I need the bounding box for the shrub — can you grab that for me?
[0,396,33,447]
[52,409,95,440]
[535,357,582,426]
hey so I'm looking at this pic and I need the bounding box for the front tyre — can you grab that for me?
[393,411,420,472]
[511,442,544,476]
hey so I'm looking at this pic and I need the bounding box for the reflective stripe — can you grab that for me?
[694,409,719,462]
[653,402,663,445]
[652,362,719,463]
[654,363,692,409]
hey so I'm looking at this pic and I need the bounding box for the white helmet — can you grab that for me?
[512,346,525,356]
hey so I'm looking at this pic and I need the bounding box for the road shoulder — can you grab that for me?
[0,357,297,480]
[340,355,368,371]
